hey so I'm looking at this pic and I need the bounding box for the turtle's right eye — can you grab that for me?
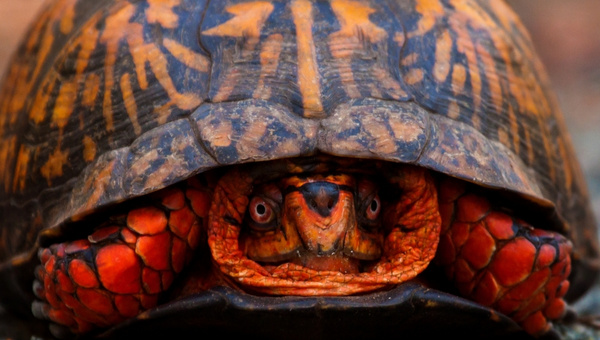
[365,194,381,221]
[247,196,278,231]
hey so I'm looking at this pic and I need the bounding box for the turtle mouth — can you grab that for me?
[250,248,381,275]
[289,253,363,274]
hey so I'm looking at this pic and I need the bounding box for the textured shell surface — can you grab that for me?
[0,0,597,295]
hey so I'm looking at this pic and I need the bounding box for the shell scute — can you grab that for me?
[124,118,217,196]
[192,100,318,165]
[318,99,429,162]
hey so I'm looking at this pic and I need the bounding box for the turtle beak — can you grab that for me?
[290,181,351,255]
[302,182,340,218]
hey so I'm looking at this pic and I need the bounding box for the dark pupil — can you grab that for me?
[370,200,378,212]
[256,203,266,215]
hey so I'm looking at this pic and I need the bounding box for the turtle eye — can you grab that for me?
[249,197,275,225]
[365,194,381,220]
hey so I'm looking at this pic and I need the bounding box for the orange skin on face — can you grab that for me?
[209,165,442,295]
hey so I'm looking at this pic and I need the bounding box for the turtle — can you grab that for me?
[0,0,599,339]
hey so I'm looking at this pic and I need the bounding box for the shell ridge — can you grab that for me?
[412,100,434,165]
[186,113,221,166]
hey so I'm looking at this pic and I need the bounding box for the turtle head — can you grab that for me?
[241,173,383,274]
[207,157,441,295]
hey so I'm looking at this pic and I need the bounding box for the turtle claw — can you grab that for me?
[33,273,45,299]
[574,313,600,329]
[561,306,578,323]
[49,323,76,340]
[31,300,50,320]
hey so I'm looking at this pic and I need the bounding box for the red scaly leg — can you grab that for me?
[435,178,572,337]
[32,180,211,336]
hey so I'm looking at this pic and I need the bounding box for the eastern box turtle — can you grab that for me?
[0,0,598,339]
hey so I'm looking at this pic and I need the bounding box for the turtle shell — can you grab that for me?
[0,0,598,323]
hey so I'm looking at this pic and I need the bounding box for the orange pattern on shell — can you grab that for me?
[290,0,324,117]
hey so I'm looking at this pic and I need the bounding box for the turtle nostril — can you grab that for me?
[301,182,340,217]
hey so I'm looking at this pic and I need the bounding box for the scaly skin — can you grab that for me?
[33,183,210,334]
[436,178,572,336]
[33,167,571,337]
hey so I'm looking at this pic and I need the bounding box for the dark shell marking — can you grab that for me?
[0,0,597,304]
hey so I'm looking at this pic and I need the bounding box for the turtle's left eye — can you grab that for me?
[357,178,382,229]
[249,197,274,223]
[365,194,381,220]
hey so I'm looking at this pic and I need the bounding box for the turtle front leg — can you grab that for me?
[32,182,210,336]
[435,178,572,337]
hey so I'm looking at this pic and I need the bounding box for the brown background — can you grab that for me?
[1,0,599,216]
